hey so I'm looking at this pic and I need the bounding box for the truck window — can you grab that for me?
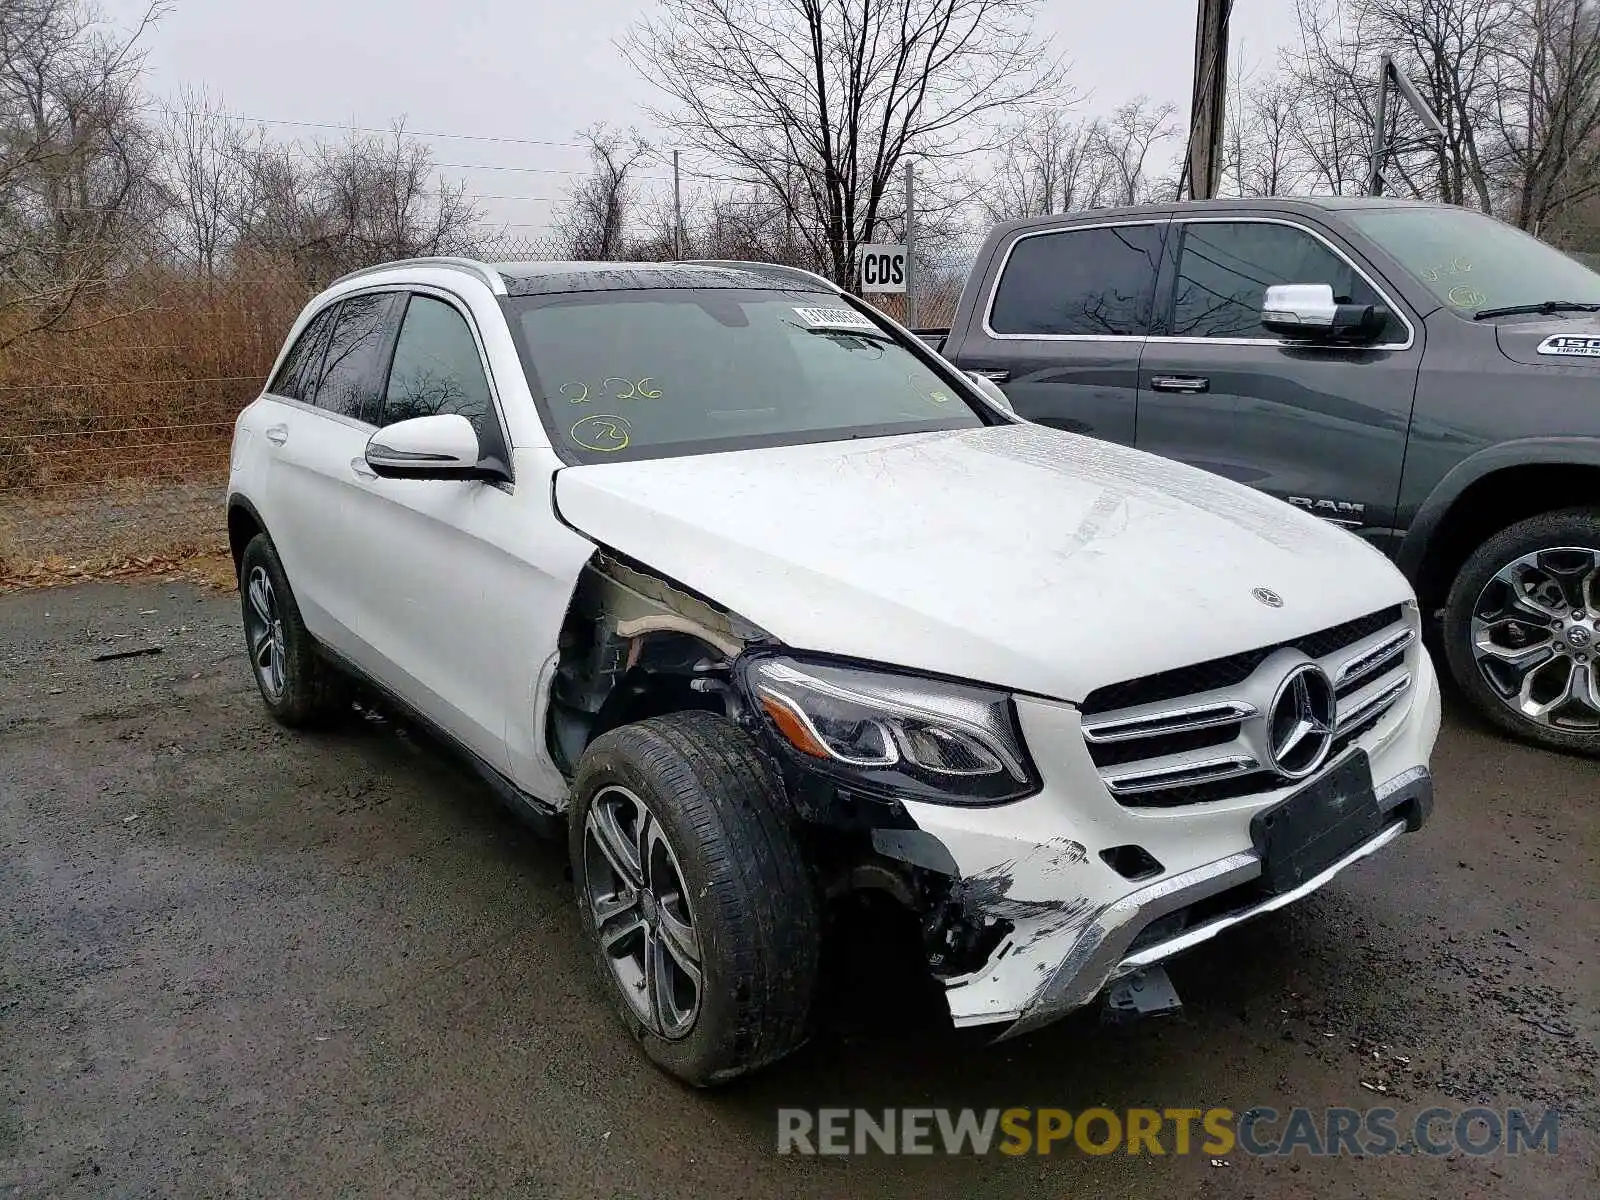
[987,224,1162,337]
[1170,221,1395,342]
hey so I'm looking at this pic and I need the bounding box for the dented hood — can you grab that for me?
[553,425,1414,702]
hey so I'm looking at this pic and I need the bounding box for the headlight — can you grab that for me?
[744,655,1038,804]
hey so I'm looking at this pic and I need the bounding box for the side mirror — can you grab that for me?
[1261,283,1389,344]
[365,414,494,481]
[965,371,1015,415]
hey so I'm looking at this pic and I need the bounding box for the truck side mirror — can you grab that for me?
[1261,283,1388,344]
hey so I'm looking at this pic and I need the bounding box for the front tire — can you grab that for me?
[1442,508,1600,755]
[238,534,349,728]
[569,711,820,1086]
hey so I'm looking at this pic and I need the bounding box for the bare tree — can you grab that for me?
[625,0,1062,285]
[153,86,252,277]
[981,107,1112,221]
[552,124,652,260]
[1494,0,1600,234]
[1092,97,1180,205]
[0,0,163,349]
[231,124,483,282]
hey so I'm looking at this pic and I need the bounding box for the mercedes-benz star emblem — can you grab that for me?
[1252,587,1284,608]
[1267,663,1337,781]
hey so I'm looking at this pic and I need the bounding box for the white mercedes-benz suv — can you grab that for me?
[226,257,1440,1085]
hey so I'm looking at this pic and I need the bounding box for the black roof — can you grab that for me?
[489,260,825,297]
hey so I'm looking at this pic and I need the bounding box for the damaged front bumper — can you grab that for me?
[999,765,1430,1037]
[893,649,1441,1039]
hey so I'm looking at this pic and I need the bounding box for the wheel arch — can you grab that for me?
[226,493,269,583]
[544,549,772,777]
[1398,439,1600,614]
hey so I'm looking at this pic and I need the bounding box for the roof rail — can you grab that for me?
[329,256,507,295]
[681,260,843,294]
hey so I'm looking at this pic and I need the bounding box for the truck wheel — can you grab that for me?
[569,711,820,1086]
[238,534,350,727]
[1443,508,1600,755]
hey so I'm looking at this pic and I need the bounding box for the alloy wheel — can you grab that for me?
[581,785,703,1039]
[244,565,288,701]
[1470,547,1600,731]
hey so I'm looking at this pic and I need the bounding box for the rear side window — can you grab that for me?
[382,295,499,447]
[988,224,1163,337]
[267,305,338,401]
[311,293,398,422]
[1170,221,1392,340]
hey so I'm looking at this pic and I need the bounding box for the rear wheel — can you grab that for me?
[569,711,820,1086]
[238,534,349,728]
[1443,508,1600,755]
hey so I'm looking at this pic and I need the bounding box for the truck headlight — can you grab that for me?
[744,655,1039,804]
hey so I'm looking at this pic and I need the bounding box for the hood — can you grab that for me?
[1494,314,1600,366]
[553,425,1415,703]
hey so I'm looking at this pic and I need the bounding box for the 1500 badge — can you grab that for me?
[1537,334,1600,357]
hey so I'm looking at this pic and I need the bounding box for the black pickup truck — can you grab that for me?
[922,196,1600,754]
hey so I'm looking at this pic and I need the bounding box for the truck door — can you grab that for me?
[1134,216,1424,546]
[948,219,1168,445]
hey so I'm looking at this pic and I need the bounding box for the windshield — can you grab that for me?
[502,288,985,463]
[1345,206,1600,315]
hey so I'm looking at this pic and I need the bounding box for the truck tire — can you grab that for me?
[569,710,821,1086]
[1443,508,1600,755]
[238,534,350,728]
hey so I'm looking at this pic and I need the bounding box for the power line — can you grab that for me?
[153,105,593,152]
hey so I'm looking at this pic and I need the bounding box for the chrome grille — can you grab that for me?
[1082,605,1417,808]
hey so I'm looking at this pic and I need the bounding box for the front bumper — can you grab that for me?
[1001,764,1430,1037]
[893,645,1442,1037]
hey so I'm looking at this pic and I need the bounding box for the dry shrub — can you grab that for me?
[0,255,312,492]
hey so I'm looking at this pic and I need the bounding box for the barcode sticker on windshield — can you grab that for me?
[793,306,878,331]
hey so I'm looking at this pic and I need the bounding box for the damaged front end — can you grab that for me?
[545,551,1437,1043]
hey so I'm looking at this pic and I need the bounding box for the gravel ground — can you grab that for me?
[1,580,1596,1199]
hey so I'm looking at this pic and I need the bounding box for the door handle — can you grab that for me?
[972,368,1011,383]
[1150,375,1210,394]
[350,457,377,480]
[264,423,288,446]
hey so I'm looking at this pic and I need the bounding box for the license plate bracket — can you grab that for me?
[1250,751,1381,895]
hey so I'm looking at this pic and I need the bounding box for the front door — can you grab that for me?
[340,291,546,774]
[1134,216,1425,545]
[949,220,1167,445]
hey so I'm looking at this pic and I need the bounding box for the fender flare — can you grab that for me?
[225,492,271,561]
[1396,436,1600,580]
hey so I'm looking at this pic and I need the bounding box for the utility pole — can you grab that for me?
[1184,0,1232,200]
[904,160,917,329]
[672,150,683,260]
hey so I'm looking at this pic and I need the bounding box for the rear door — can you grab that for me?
[948,219,1168,444]
[256,292,399,652]
[1134,215,1424,544]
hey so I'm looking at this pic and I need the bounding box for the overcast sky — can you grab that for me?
[103,0,1307,232]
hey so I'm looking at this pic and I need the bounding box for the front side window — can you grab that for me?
[503,288,985,463]
[382,295,497,445]
[1170,221,1392,341]
[311,293,397,422]
[268,305,338,402]
[1345,205,1600,315]
[988,224,1163,337]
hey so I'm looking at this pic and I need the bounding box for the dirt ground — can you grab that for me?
[1,578,1596,1199]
